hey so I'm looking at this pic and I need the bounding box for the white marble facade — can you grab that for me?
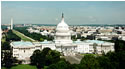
[11,14,115,64]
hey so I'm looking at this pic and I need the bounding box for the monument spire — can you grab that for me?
[11,18,13,30]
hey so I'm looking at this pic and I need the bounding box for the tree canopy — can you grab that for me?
[1,42,11,50]
[2,52,18,68]
[80,54,100,69]
[6,30,21,41]
[14,27,54,41]
[30,48,61,69]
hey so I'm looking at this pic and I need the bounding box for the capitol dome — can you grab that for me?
[54,13,72,44]
[56,13,69,32]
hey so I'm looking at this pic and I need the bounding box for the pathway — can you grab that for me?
[64,54,83,64]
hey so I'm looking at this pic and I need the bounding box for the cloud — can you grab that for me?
[88,16,97,22]
[55,18,58,21]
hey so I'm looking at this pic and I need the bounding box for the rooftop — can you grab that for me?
[73,40,110,44]
[11,40,112,47]
[39,40,53,44]
[12,41,34,47]
[85,40,105,44]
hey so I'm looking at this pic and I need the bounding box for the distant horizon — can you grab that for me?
[2,1,125,25]
[1,22,125,25]
[2,23,125,26]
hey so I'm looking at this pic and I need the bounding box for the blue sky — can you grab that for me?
[1,1,125,25]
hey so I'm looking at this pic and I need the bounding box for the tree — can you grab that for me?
[97,56,110,69]
[81,36,86,41]
[105,51,125,69]
[1,42,11,50]
[1,51,4,67]
[68,64,79,69]
[6,30,21,41]
[47,35,54,41]
[30,48,61,69]
[40,38,44,41]
[46,60,68,69]
[41,48,51,56]
[46,64,58,69]
[86,35,95,40]
[45,50,61,66]
[2,52,17,68]
[71,35,77,41]
[77,34,81,39]
[30,49,44,68]
[114,40,125,52]
[80,54,99,69]
[117,51,125,69]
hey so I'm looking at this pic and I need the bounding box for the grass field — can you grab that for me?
[2,64,37,69]
[12,30,33,41]
[80,53,99,56]
[1,34,6,43]
[2,37,6,43]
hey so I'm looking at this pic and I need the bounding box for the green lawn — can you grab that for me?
[81,54,99,56]
[2,64,37,69]
[1,67,6,69]
[2,37,6,43]
[12,30,33,41]
[1,34,6,43]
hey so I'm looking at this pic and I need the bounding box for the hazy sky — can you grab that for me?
[1,1,125,25]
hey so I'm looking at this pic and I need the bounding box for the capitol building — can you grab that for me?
[11,14,115,64]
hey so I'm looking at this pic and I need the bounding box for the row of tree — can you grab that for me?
[2,30,21,50]
[6,30,21,41]
[14,27,54,41]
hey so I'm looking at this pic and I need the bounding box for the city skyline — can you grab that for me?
[1,1,125,25]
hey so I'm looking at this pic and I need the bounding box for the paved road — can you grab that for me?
[64,54,83,64]
[75,54,83,59]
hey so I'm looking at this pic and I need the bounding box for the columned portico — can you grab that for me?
[55,43,77,56]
